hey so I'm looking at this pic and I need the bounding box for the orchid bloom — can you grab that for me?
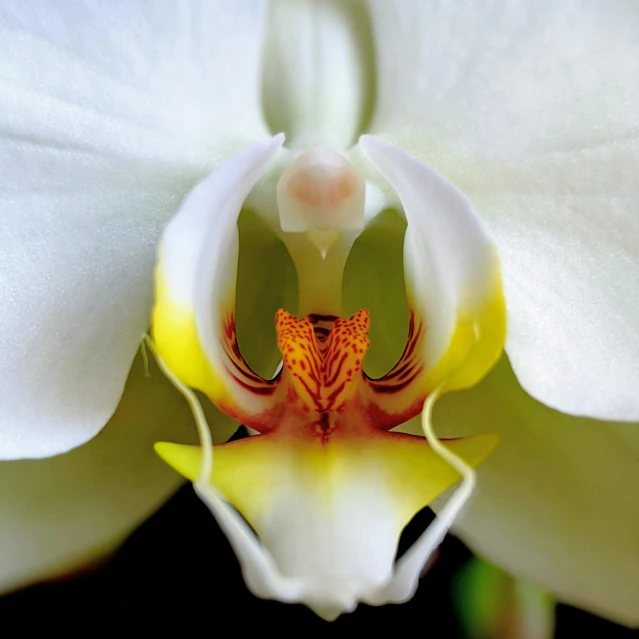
[0,0,638,626]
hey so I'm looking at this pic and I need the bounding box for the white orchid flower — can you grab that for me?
[0,0,637,625]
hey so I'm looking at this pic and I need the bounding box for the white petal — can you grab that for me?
[471,156,639,420]
[0,353,236,594]
[358,136,505,399]
[0,0,272,458]
[365,0,639,419]
[0,158,198,459]
[0,0,270,163]
[431,356,639,627]
[367,0,637,160]
[153,137,288,427]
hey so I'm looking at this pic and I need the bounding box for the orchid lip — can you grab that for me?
[150,135,506,618]
[152,306,498,619]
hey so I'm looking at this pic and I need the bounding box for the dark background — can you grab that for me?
[0,483,636,636]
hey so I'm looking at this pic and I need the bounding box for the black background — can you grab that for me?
[0,483,636,637]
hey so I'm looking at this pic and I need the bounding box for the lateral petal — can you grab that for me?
[359,136,505,425]
[152,137,289,430]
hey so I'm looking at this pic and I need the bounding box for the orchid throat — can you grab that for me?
[150,134,506,619]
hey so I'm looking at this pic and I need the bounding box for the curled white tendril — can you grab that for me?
[144,336,213,481]
[364,386,476,605]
